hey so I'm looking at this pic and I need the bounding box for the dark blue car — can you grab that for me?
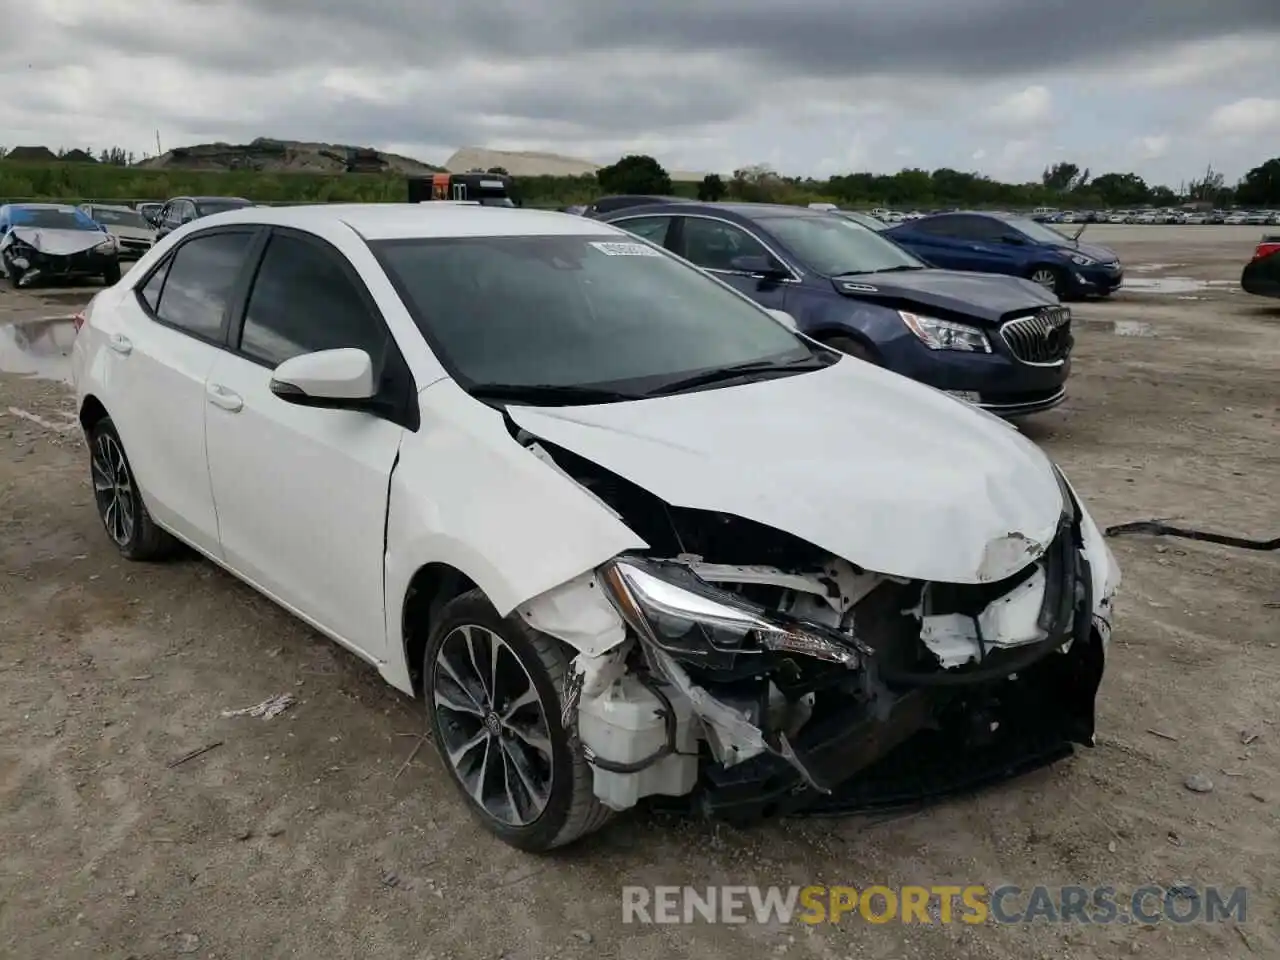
[599,202,1073,417]
[884,211,1123,300]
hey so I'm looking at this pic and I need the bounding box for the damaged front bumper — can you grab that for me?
[524,468,1116,824]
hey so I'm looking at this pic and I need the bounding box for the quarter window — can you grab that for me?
[151,232,254,339]
[239,233,386,367]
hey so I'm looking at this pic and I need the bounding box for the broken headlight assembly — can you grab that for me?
[600,556,861,671]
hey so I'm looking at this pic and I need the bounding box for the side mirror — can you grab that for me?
[269,348,375,407]
[765,308,798,331]
[730,253,788,277]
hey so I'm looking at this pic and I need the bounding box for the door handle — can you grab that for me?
[206,384,243,412]
[108,333,132,355]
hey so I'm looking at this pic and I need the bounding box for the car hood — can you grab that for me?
[3,226,108,256]
[507,359,1065,585]
[106,225,155,242]
[1056,240,1118,262]
[832,268,1056,323]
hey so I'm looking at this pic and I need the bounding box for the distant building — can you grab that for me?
[5,145,59,162]
[60,149,97,163]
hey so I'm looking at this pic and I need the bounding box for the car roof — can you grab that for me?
[194,202,623,241]
[84,203,136,211]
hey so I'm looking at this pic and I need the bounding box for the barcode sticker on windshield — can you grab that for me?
[589,241,661,257]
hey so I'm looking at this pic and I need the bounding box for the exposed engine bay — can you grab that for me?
[516,433,1114,821]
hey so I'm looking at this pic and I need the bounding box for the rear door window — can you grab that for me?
[148,232,255,341]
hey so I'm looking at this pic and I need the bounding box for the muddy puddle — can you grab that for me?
[1123,276,1238,294]
[1081,319,1158,337]
[0,317,77,382]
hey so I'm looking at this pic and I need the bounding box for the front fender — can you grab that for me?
[379,379,646,693]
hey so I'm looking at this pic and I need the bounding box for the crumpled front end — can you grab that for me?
[518,439,1117,820]
[2,227,117,287]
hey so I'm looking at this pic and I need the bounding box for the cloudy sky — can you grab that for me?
[5,0,1279,185]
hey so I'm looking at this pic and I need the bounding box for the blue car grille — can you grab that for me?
[1000,307,1072,364]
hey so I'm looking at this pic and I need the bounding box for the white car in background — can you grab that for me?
[1224,212,1248,225]
[78,203,156,260]
[70,203,1119,851]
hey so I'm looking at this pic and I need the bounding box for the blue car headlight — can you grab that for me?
[898,311,991,352]
[1070,253,1096,266]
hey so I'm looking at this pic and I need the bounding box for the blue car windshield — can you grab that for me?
[10,207,100,231]
[1002,217,1069,245]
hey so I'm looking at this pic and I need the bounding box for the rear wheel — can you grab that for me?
[423,589,612,852]
[822,335,878,364]
[88,418,178,560]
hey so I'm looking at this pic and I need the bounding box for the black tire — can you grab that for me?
[823,335,878,364]
[87,417,179,561]
[423,588,612,852]
[102,261,122,285]
[4,261,21,289]
[1028,265,1064,297]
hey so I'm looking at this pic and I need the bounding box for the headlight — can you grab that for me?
[898,311,991,353]
[95,235,118,252]
[600,557,861,670]
[1070,254,1095,266]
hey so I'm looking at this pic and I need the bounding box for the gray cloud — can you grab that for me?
[3,0,1278,183]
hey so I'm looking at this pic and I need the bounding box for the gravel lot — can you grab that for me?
[1,225,1277,959]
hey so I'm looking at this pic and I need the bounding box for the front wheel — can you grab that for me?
[102,261,122,285]
[88,418,178,560]
[423,589,612,852]
[1029,266,1064,297]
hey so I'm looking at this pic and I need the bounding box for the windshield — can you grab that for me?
[478,197,516,207]
[11,208,99,231]
[756,215,923,275]
[89,207,147,228]
[834,211,887,232]
[1002,217,1070,245]
[372,234,813,393]
[196,199,252,215]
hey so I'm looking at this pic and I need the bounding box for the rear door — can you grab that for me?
[102,228,260,555]
[202,228,411,659]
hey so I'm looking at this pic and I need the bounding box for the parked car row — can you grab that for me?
[71,201,1120,851]
[598,202,1077,416]
[1035,208,1280,226]
[0,195,257,288]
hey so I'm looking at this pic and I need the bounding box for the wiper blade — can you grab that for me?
[864,264,925,273]
[647,356,832,396]
[467,383,640,405]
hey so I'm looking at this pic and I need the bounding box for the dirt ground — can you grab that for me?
[1,226,1277,959]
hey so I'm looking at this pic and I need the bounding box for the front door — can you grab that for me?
[674,216,790,310]
[202,229,409,658]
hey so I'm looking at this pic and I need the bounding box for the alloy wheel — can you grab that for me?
[431,624,554,826]
[91,433,135,547]
[1030,268,1059,293]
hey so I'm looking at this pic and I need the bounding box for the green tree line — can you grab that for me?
[2,146,1278,209]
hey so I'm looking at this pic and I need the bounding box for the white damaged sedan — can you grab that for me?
[71,202,1119,851]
